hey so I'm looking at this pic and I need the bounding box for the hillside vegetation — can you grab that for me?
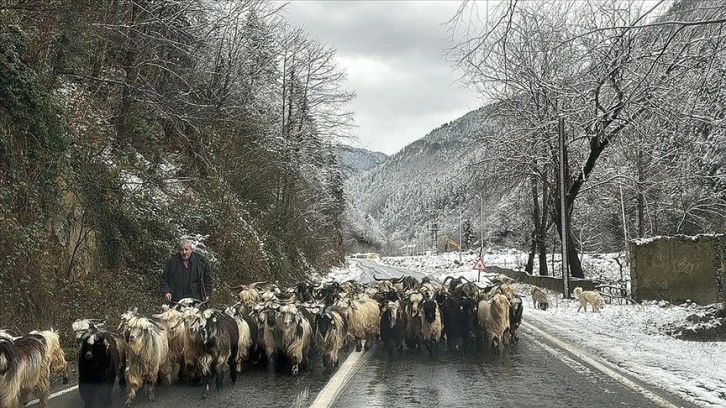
[0,1,352,343]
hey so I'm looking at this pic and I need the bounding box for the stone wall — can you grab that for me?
[629,234,726,305]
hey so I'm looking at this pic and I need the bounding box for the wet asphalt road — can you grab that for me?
[41,259,697,408]
[335,327,693,408]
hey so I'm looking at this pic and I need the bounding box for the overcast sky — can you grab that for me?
[282,1,482,156]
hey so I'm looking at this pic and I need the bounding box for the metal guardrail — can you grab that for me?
[595,283,639,305]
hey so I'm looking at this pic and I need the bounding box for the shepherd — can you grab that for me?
[161,239,213,304]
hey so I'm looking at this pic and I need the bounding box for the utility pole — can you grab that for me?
[430,222,439,255]
[559,113,570,299]
[475,194,484,257]
[458,208,463,263]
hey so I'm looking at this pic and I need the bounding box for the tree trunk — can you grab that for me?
[537,175,549,276]
[526,230,536,274]
[555,137,586,279]
[527,175,539,274]
[116,0,140,145]
[566,229,584,278]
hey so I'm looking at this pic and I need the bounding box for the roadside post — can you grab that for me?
[473,256,486,282]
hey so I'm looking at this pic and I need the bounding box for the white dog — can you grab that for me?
[573,286,604,312]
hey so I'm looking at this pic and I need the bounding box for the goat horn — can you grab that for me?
[249,281,268,289]
[228,284,248,291]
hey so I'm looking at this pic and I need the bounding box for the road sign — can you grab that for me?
[473,257,486,270]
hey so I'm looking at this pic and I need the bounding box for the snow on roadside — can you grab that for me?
[525,296,726,408]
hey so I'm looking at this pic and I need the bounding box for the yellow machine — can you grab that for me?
[441,236,461,251]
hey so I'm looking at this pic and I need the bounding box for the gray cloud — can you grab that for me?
[283,0,480,155]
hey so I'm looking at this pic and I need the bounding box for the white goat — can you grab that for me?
[152,305,186,381]
[29,329,69,386]
[335,297,380,352]
[120,310,172,407]
[477,294,511,353]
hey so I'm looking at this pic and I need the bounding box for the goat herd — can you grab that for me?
[0,274,591,408]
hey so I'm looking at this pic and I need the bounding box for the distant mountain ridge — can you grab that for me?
[334,145,387,179]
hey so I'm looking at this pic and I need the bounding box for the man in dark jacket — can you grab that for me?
[161,239,213,303]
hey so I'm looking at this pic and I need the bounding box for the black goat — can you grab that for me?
[379,300,405,361]
[77,328,125,408]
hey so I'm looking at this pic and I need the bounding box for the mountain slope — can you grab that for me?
[344,106,498,253]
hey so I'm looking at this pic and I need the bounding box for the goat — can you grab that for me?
[444,276,481,299]
[477,294,511,353]
[508,294,524,342]
[72,319,127,390]
[335,297,380,352]
[483,283,516,302]
[77,326,124,408]
[254,301,281,371]
[176,301,208,383]
[72,319,106,341]
[152,305,187,381]
[195,309,239,397]
[315,307,348,369]
[229,281,266,314]
[379,300,405,361]
[275,303,313,375]
[0,331,48,408]
[222,307,260,371]
[315,281,341,306]
[120,309,172,407]
[403,291,424,350]
[28,329,69,386]
[420,299,443,358]
[440,294,478,355]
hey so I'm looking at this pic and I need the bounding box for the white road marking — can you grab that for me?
[522,321,679,408]
[25,385,79,406]
[309,344,375,408]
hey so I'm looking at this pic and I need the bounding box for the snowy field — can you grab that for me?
[328,249,726,408]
